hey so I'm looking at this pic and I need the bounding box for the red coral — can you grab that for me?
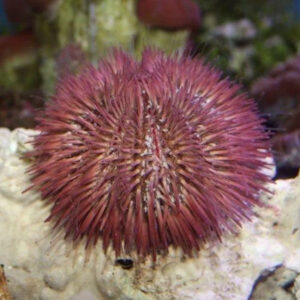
[137,0,201,31]
[272,130,300,169]
[4,0,57,25]
[0,31,36,64]
[251,54,300,171]
[26,0,56,11]
[27,49,271,260]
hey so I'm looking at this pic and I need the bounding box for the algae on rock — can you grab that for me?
[0,0,189,94]
[35,0,189,94]
[0,52,40,92]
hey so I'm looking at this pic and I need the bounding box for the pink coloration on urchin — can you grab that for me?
[26,49,272,261]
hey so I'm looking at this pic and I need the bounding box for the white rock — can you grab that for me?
[0,128,299,300]
[212,19,257,41]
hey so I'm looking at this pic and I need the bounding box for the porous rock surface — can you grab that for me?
[0,128,299,300]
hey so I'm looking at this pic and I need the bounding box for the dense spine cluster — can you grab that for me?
[27,49,271,260]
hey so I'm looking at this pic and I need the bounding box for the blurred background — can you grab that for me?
[0,0,299,179]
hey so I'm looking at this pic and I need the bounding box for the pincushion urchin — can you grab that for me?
[27,49,271,261]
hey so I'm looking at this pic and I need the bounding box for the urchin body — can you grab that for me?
[27,49,271,260]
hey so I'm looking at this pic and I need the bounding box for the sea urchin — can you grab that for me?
[27,49,271,260]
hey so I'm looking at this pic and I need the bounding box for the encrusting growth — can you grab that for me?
[26,49,272,261]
